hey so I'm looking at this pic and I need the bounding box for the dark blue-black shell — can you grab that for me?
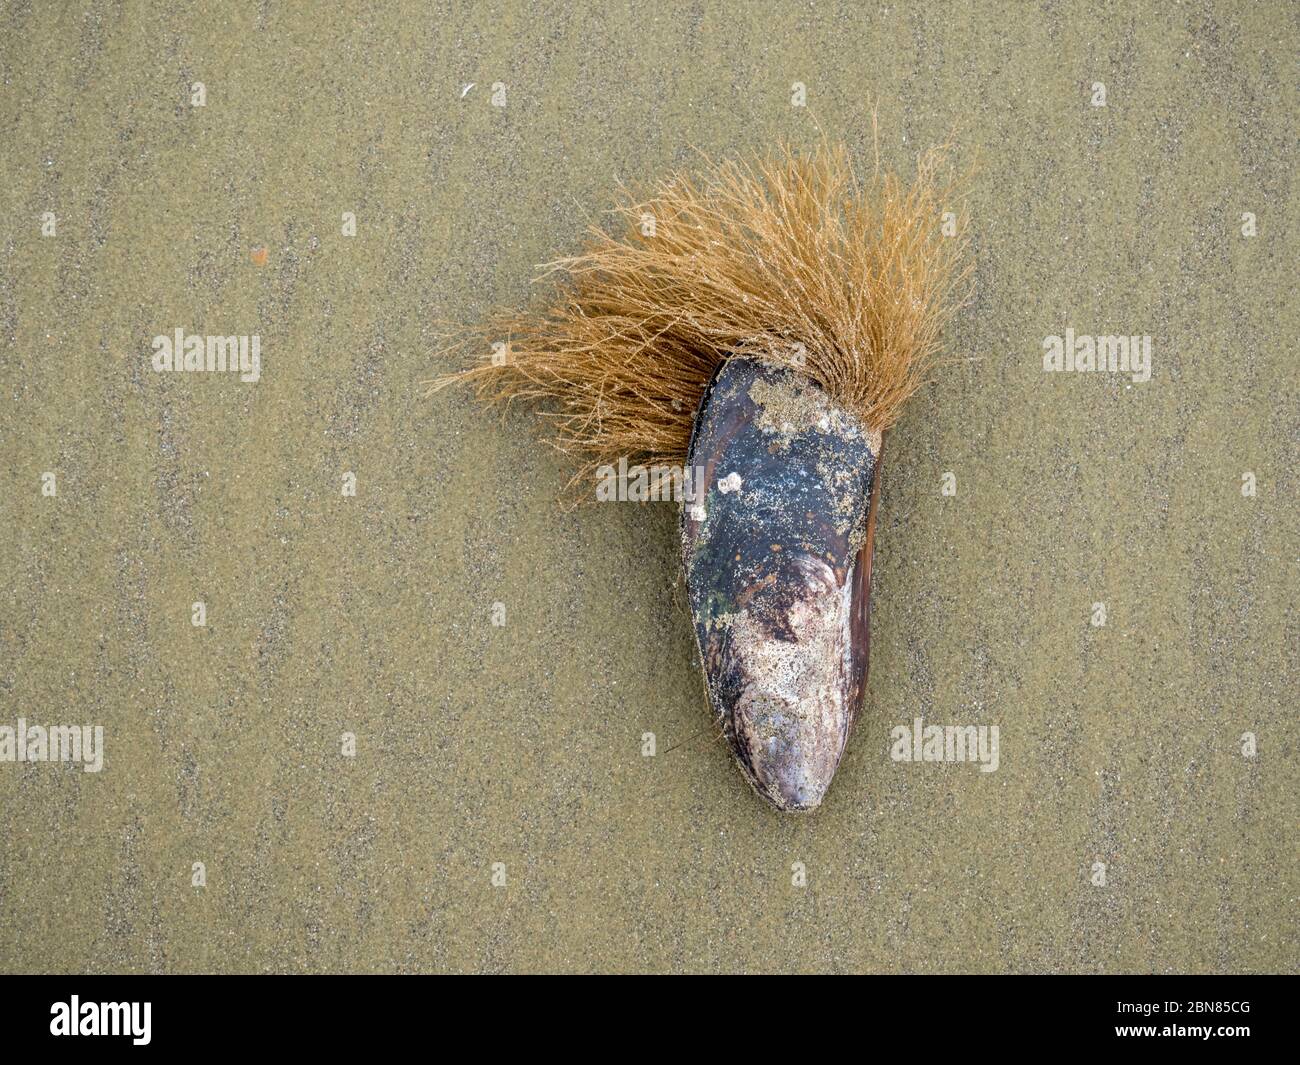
[681,357,881,811]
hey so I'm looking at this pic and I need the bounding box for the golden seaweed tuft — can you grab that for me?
[428,136,972,481]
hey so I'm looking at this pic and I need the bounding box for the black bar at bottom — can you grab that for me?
[0,974,1289,1051]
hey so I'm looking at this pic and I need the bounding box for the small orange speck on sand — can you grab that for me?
[250,246,268,266]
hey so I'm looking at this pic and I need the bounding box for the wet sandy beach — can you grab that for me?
[0,1,1295,972]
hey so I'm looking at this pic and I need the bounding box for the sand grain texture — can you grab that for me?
[0,0,1295,973]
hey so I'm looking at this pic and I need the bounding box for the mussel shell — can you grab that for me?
[682,357,880,812]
